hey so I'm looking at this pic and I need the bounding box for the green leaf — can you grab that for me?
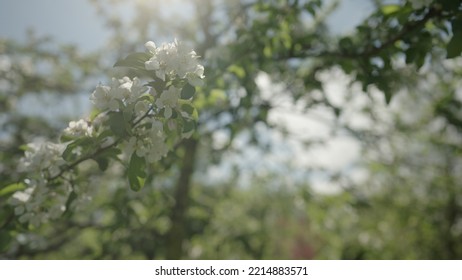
[263,46,272,58]
[108,111,128,137]
[159,108,178,119]
[97,129,115,142]
[92,147,121,171]
[180,103,195,115]
[62,137,93,162]
[60,134,74,142]
[446,35,462,59]
[62,191,78,218]
[0,183,26,197]
[227,65,246,78]
[380,4,400,15]
[209,89,226,103]
[113,52,152,69]
[446,21,462,59]
[147,79,167,94]
[99,147,121,159]
[181,83,196,100]
[89,108,103,121]
[384,90,393,105]
[128,153,146,192]
[405,47,417,64]
[62,143,77,162]
[179,102,198,121]
[123,103,134,123]
[19,144,28,151]
[182,119,196,133]
[339,37,354,50]
[415,52,426,69]
[0,231,12,252]
[94,157,109,171]
[440,0,461,11]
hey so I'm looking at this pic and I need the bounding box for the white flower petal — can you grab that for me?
[145,41,157,53]
[164,107,172,119]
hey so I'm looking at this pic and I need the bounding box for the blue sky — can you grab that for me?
[0,0,108,51]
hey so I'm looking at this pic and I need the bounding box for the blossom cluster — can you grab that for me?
[155,86,181,118]
[9,179,70,227]
[145,39,205,86]
[19,141,66,178]
[63,119,93,137]
[10,40,203,227]
[90,76,147,114]
[14,142,71,227]
[125,119,169,163]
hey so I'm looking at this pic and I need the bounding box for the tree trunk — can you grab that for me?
[165,138,198,259]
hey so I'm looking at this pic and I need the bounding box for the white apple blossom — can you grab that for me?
[90,84,118,111]
[63,119,93,137]
[173,41,201,78]
[186,64,205,87]
[125,119,168,163]
[146,130,169,162]
[156,86,181,118]
[11,186,34,204]
[125,136,139,156]
[144,39,205,86]
[111,76,145,104]
[19,141,66,177]
[167,119,177,131]
[130,77,146,101]
[150,119,164,133]
[90,77,147,111]
[145,41,157,53]
[109,77,130,100]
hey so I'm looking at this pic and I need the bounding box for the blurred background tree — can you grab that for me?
[0,0,461,259]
